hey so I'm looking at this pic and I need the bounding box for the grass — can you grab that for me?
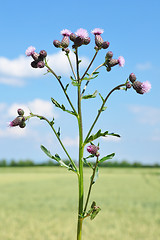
[0,167,160,240]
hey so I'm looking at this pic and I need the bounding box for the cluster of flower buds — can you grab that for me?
[105,51,125,71]
[25,46,47,68]
[91,28,110,50]
[126,73,151,94]
[53,29,71,53]
[9,109,26,128]
[87,144,100,157]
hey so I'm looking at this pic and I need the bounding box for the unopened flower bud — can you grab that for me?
[17,108,24,116]
[19,121,26,128]
[126,81,132,89]
[102,41,110,49]
[53,40,61,48]
[106,66,111,72]
[87,145,100,156]
[37,61,45,68]
[95,35,104,47]
[129,73,136,83]
[70,33,77,42]
[62,48,70,54]
[39,50,47,59]
[105,51,113,60]
[31,61,38,68]
[74,36,84,47]
[9,116,25,128]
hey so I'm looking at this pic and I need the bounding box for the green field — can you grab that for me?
[0,167,160,240]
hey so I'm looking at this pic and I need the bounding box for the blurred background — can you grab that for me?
[0,0,160,165]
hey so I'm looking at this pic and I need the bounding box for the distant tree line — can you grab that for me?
[0,159,160,168]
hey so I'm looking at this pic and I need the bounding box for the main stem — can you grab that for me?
[76,49,84,240]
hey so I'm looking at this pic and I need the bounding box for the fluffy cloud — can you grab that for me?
[0,51,89,86]
[136,61,152,71]
[129,105,160,125]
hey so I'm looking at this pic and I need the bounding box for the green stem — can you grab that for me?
[83,156,99,215]
[81,50,99,80]
[84,83,126,143]
[81,62,105,97]
[29,113,78,174]
[76,48,84,240]
[45,61,77,116]
[66,53,77,80]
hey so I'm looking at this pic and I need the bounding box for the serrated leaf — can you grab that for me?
[41,145,53,159]
[85,130,109,143]
[82,90,98,99]
[51,97,76,116]
[99,153,115,163]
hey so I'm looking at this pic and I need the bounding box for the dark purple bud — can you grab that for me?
[37,61,45,68]
[126,81,132,89]
[106,66,111,72]
[129,73,136,83]
[19,121,26,128]
[39,50,47,59]
[17,108,24,116]
[83,37,91,45]
[69,33,77,42]
[62,48,70,54]
[53,40,61,48]
[105,51,113,59]
[9,116,24,127]
[102,41,110,49]
[31,61,38,68]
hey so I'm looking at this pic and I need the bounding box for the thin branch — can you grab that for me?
[66,53,77,80]
[84,83,126,143]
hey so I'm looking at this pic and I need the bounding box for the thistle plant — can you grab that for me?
[10,28,151,240]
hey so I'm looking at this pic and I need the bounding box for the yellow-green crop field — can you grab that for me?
[0,167,160,240]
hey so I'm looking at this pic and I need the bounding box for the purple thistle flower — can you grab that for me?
[91,28,104,35]
[9,116,25,127]
[25,46,36,56]
[87,145,100,156]
[132,81,151,94]
[118,56,125,67]
[75,28,89,39]
[61,29,71,36]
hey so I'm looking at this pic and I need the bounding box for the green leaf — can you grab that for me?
[64,83,69,92]
[99,93,105,102]
[78,60,82,64]
[82,74,98,81]
[71,81,80,87]
[40,145,53,159]
[51,97,76,116]
[92,71,99,75]
[99,153,115,163]
[85,130,120,144]
[90,206,101,220]
[51,98,61,108]
[57,127,60,138]
[82,90,98,99]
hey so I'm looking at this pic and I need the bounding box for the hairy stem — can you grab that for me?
[84,83,126,143]
[83,156,99,215]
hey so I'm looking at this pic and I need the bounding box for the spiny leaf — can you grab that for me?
[82,90,98,100]
[99,153,115,163]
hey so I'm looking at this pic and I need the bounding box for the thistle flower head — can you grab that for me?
[118,56,125,67]
[132,80,151,94]
[91,28,104,35]
[61,29,71,36]
[25,46,36,56]
[75,28,89,39]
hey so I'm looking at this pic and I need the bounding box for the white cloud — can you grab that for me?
[0,51,89,86]
[136,61,152,71]
[62,136,79,146]
[0,77,25,86]
[129,105,160,125]
[102,135,121,142]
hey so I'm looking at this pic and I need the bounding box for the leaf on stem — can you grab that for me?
[98,153,115,164]
[83,155,94,169]
[86,201,101,221]
[82,90,98,100]
[57,127,61,138]
[85,130,120,144]
[51,97,76,116]
[92,166,99,184]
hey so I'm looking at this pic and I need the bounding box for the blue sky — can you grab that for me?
[0,0,160,164]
